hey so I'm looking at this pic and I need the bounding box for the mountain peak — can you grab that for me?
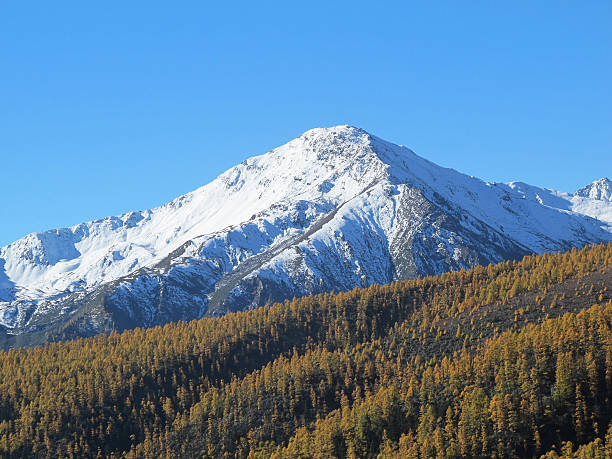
[292,125,373,151]
[575,178,612,201]
[261,125,382,173]
[299,124,369,138]
[286,125,419,173]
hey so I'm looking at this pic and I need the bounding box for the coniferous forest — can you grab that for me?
[1,243,612,458]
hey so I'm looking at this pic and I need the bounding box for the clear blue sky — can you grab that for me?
[1,1,610,246]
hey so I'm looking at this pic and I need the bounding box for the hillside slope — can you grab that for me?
[0,243,610,457]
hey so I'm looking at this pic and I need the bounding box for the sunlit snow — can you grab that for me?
[0,126,611,329]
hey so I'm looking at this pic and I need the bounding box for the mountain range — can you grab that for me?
[1,125,611,347]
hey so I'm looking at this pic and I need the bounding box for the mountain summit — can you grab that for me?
[1,126,611,347]
[575,177,612,201]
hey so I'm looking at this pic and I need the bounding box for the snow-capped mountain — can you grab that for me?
[1,126,611,347]
[575,177,612,201]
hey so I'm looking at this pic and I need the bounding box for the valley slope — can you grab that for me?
[0,243,610,457]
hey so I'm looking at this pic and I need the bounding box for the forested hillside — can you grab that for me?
[0,243,611,458]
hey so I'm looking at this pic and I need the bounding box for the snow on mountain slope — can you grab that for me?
[570,178,612,225]
[0,127,382,300]
[575,177,612,202]
[0,125,611,346]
